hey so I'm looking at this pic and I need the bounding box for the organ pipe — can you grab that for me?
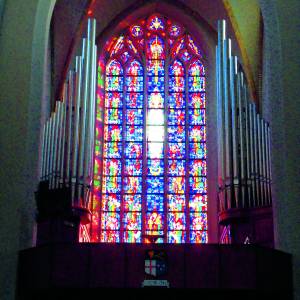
[40,18,97,210]
[216,20,272,212]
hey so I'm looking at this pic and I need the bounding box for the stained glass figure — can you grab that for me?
[147,36,165,59]
[95,14,207,244]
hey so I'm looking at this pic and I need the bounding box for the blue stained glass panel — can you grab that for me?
[126,126,143,141]
[169,60,184,76]
[190,160,206,176]
[125,159,143,176]
[102,176,121,193]
[103,159,121,176]
[189,93,205,108]
[126,109,143,125]
[168,195,185,211]
[169,93,185,108]
[168,160,185,176]
[146,212,164,231]
[124,195,142,211]
[148,91,164,108]
[168,176,185,194]
[126,93,144,108]
[168,109,185,125]
[148,76,164,92]
[146,177,164,193]
[105,108,122,124]
[126,60,143,75]
[168,143,185,158]
[190,231,207,243]
[168,213,185,230]
[147,159,164,176]
[104,125,122,141]
[189,177,207,194]
[123,212,142,230]
[124,177,142,194]
[126,76,143,92]
[189,194,207,212]
[106,76,123,91]
[101,194,121,211]
[189,109,205,125]
[125,142,143,158]
[168,125,185,142]
[168,231,186,243]
[147,142,164,158]
[169,76,185,92]
[179,49,192,62]
[146,195,164,211]
[103,142,122,158]
[147,60,164,76]
[190,212,207,230]
[188,76,205,92]
[190,143,206,159]
[105,92,123,108]
[189,125,206,142]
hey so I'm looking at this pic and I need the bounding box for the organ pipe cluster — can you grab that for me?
[216,20,272,211]
[40,18,97,208]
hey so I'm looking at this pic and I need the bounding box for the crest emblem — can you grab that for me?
[145,250,167,277]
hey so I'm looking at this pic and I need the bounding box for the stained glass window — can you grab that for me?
[93,14,207,244]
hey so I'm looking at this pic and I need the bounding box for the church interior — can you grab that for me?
[0,0,299,299]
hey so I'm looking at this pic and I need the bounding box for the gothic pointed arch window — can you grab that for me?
[92,14,207,243]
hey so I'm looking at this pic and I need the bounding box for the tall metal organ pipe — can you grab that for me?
[40,18,97,210]
[216,20,272,211]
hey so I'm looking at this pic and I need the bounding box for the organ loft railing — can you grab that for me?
[216,20,273,247]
